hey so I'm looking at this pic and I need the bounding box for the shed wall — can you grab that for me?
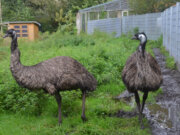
[8,23,39,41]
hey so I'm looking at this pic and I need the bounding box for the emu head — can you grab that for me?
[3,29,16,39]
[132,32,147,44]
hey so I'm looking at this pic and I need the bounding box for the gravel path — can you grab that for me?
[144,48,180,135]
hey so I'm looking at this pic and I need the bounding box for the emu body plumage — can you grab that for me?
[122,51,162,92]
[4,29,97,124]
[122,33,162,128]
[11,49,96,93]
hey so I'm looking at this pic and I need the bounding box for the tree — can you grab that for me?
[129,0,179,14]
[2,0,34,21]
[2,0,110,32]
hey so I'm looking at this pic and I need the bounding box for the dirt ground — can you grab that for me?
[145,48,180,135]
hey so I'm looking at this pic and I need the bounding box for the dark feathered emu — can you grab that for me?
[3,29,97,124]
[122,32,163,128]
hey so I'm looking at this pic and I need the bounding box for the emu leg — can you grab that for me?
[139,92,148,129]
[55,92,62,125]
[134,91,142,127]
[141,92,148,114]
[81,90,87,122]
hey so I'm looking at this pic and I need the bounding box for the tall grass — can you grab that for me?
[148,36,176,69]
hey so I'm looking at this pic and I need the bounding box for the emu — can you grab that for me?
[3,29,97,124]
[122,32,162,128]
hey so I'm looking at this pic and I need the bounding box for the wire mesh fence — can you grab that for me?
[82,2,180,65]
[162,3,180,64]
[87,18,122,37]
[122,13,162,40]
[87,12,162,40]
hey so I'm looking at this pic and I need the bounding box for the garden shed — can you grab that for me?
[4,21,41,41]
[76,0,129,34]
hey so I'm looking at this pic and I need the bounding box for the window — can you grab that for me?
[122,11,128,17]
[89,12,98,20]
[22,34,28,37]
[22,25,27,28]
[99,11,107,19]
[15,30,20,33]
[17,34,21,37]
[22,30,28,33]
[14,25,20,28]
[109,11,118,18]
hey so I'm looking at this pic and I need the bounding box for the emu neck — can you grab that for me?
[138,42,146,57]
[10,37,22,70]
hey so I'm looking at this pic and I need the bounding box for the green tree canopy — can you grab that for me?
[2,0,109,32]
[129,0,180,14]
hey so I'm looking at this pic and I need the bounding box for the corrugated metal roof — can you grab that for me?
[3,21,41,27]
[79,0,129,12]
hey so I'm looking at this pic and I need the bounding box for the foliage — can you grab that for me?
[133,27,139,34]
[129,0,180,14]
[55,9,75,34]
[149,36,176,69]
[160,46,176,69]
[2,0,110,32]
[2,0,34,21]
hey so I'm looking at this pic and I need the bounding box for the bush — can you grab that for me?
[133,27,139,34]
[0,83,48,115]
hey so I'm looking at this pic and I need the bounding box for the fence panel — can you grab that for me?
[87,18,122,37]
[87,13,162,40]
[162,2,180,63]
[122,13,162,40]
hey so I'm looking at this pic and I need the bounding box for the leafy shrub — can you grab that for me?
[133,27,139,34]
[0,83,48,115]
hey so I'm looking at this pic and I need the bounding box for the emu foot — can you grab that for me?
[81,116,88,122]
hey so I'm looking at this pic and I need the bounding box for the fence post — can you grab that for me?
[166,9,170,52]
[145,14,148,37]
[170,7,173,56]
[120,17,122,36]
[175,3,178,62]
[164,11,167,48]
[177,3,180,64]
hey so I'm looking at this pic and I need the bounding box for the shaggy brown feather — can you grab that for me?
[121,32,163,129]
[11,50,97,94]
[4,29,97,124]
[122,51,162,92]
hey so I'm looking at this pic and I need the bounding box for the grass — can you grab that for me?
[0,31,164,135]
[0,113,150,135]
[148,36,176,69]
[159,46,176,69]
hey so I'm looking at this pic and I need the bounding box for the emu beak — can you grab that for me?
[3,34,8,38]
[131,36,137,40]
